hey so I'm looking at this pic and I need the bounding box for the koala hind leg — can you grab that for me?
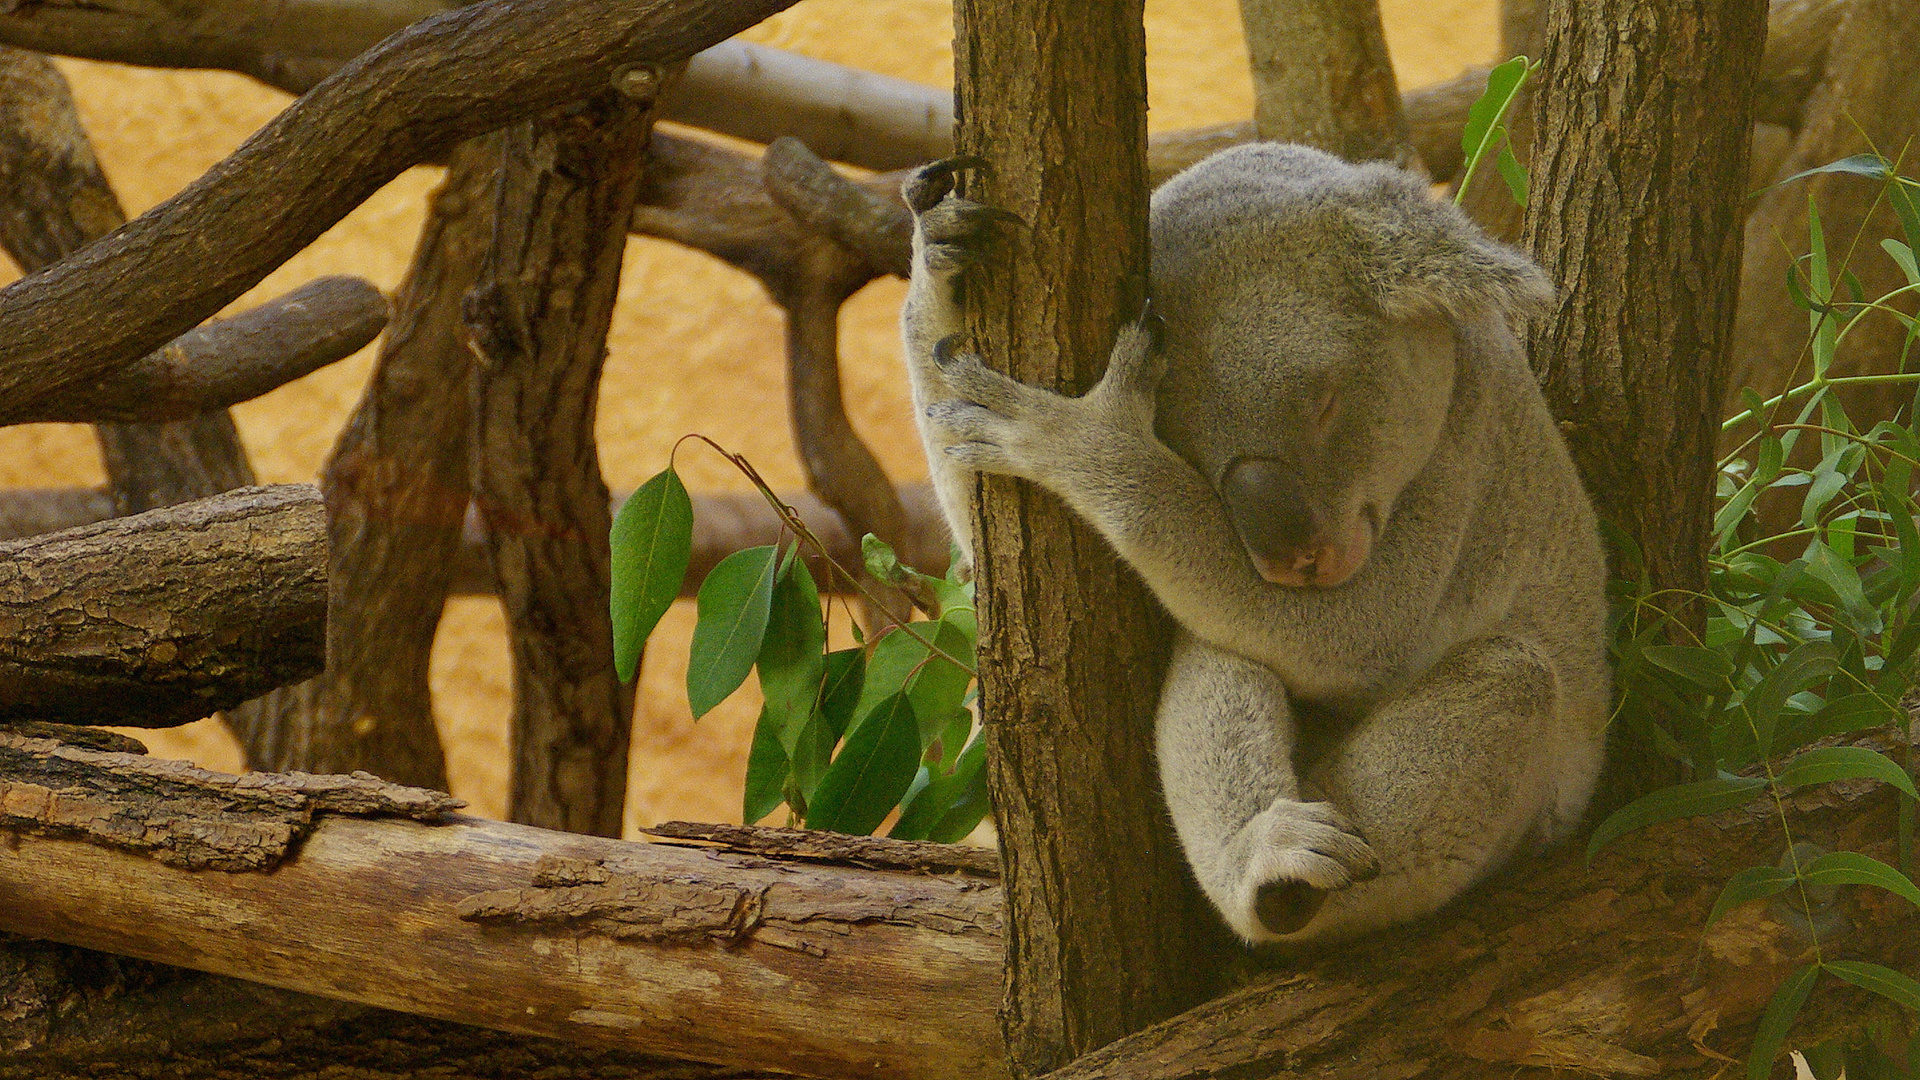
[1278,635,1579,946]
[1155,631,1381,944]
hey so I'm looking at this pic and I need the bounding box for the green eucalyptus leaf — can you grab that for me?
[807,691,921,835]
[757,556,826,748]
[1799,851,1920,909]
[1640,645,1736,692]
[1747,963,1819,1080]
[1455,55,1532,207]
[1493,143,1529,207]
[742,707,790,825]
[1822,960,1920,1013]
[1587,776,1768,858]
[609,467,693,683]
[1885,239,1919,286]
[1773,153,1895,188]
[1775,746,1919,799]
[1707,865,1798,925]
[687,545,780,718]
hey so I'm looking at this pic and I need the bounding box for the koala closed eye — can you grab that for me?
[900,143,1609,947]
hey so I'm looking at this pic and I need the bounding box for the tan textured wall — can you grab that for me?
[0,0,1495,833]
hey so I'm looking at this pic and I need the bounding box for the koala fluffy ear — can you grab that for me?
[1344,177,1555,333]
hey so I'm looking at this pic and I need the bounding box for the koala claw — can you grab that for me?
[1097,308,1171,400]
[903,155,987,214]
[1234,799,1380,941]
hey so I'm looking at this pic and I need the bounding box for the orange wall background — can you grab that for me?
[0,0,1497,833]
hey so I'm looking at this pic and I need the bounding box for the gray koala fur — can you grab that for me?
[898,142,1611,946]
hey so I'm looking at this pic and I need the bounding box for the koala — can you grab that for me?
[898,142,1612,947]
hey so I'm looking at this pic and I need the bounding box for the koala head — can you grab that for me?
[1147,143,1552,588]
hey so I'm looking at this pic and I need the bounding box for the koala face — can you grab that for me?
[1147,143,1548,589]
[1151,280,1458,588]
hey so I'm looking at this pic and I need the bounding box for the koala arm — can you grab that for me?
[924,323,1448,688]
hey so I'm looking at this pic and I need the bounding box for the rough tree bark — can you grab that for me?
[0,486,325,726]
[0,0,800,426]
[1525,0,1769,805]
[229,139,500,787]
[1235,0,1412,165]
[0,45,257,519]
[465,85,664,836]
[952,0,1228,1075]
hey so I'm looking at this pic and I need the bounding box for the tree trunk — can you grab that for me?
[0,487,325,726]
[1234,0,1412,166]
[951,1,1229,1075]
[229,140,499,787]
[1524,0,1768,804]
[466,89,661,836]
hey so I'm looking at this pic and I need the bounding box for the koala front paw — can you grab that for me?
[922,338,1064,479]
[1233,799,1380,941]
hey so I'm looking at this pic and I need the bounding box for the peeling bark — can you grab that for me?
[0,486,326,727]
[0,751,1007,1080]
[3,735,1914,1077]
[0,730,457,870]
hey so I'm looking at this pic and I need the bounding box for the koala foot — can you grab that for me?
[1234,799,1380,941]
[904,160,1022,280]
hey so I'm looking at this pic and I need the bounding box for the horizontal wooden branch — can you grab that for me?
[22,275,388,423]
[0,737,1007,1080]
[0,482,952,595]
[0,0,797,425]
[0,485,325,726]
[6,735,1914,1076]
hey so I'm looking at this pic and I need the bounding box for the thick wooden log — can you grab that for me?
[0,740,1008,1080]
[4,729,1913,1077]
[0,0,798,426]
[0,485,325,726]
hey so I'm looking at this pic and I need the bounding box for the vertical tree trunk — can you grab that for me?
[1234,0,1411,166]
[466,84,663,836]
[952,2,1227,1075]
[232,139,501,787]
[1525,0,1768,800]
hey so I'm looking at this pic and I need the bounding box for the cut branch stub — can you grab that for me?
[0,485,326,727]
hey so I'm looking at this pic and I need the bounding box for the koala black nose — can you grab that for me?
[1221,457,1317,567]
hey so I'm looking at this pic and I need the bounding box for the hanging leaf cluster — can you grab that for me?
[610,463,987,841]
